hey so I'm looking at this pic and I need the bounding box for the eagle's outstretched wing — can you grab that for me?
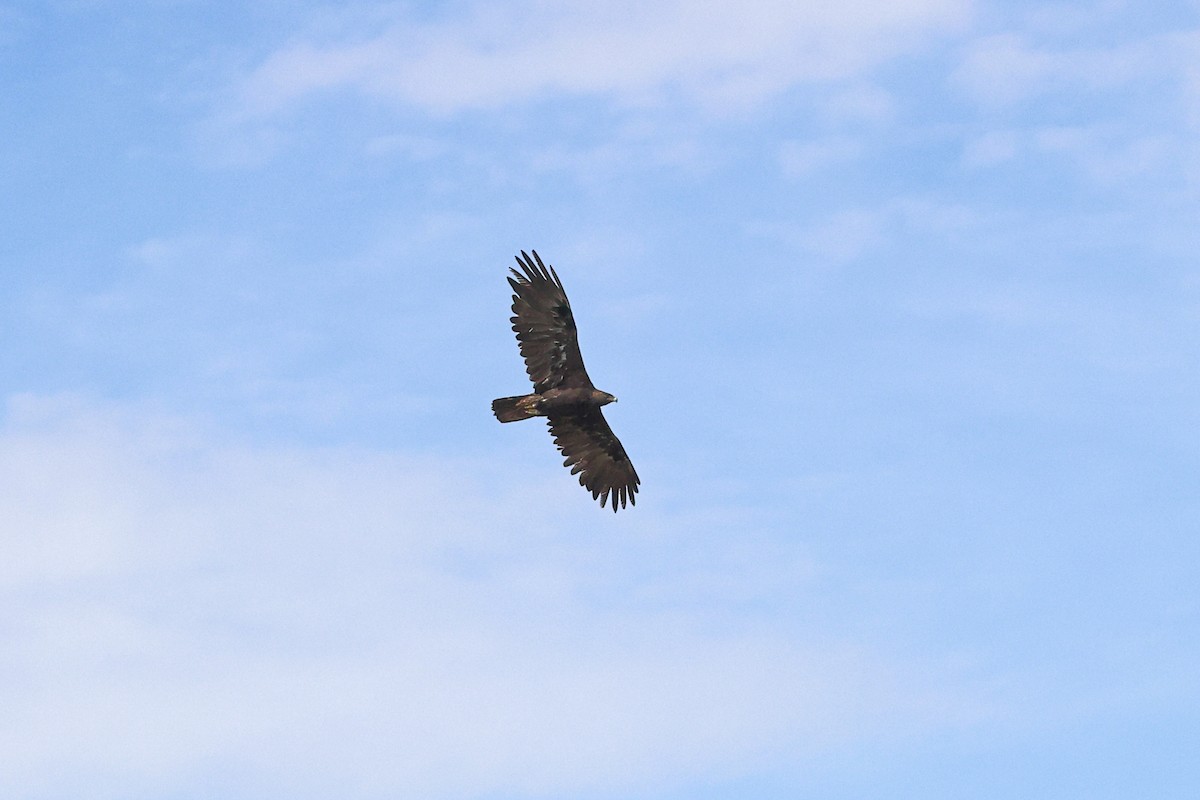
[548,407,640,512]
[508,250,593,392]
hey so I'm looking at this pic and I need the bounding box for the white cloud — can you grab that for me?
[961,125,1177,184]
[1034,125,1175,184]
[799,207,888,263]
[822,83,898,124]
[749,196,980,264]
[229,0,971,118]
[953,30,1200,109]
[961,129,1018,167]
[779,136,864,177]
[0,393,990,798]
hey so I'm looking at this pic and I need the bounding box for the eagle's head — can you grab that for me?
[593,390,618,406]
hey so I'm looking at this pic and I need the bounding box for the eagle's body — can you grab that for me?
[492,250,639,512]
[492,387,615,422]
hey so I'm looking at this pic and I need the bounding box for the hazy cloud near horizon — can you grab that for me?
[1,394,1002,798]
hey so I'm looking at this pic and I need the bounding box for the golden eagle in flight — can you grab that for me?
[492,250,639,512]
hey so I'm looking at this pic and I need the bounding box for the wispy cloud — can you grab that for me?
[953,29,1200,110]
[748,195,981,265]
[227,0,971,118]
[951,20,1200,195]
[779,136,865,178]
[961,124,1177,184]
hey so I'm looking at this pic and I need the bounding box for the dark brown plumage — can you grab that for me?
[492,250,639,512]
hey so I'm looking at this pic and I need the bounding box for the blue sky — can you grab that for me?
[1,0,1198,797]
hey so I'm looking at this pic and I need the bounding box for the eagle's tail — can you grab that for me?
[492,394,542,423]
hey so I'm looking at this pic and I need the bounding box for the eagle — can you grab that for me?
[492,250,640,512]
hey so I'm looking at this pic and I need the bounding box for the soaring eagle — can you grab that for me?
[492,250,639,512]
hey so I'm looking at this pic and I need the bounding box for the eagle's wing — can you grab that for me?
[508,250,592,391]
[548,407,640,512]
